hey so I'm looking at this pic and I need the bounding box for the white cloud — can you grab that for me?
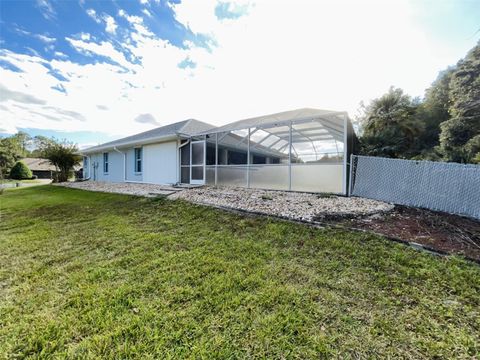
[36,0,56,20]
[142,9,152,17]
[65,37,132,68]
[1,0,478,139]
[80,32,91,41]
[86,8,101,23]
[54,51,68,58]
[35,34,56,43]
[103,15,118,34]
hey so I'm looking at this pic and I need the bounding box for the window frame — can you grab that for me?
[134,147,142,173]
[103,152,109,174]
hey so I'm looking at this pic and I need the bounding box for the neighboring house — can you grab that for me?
[81,108,357,194]
[21,158,83,179]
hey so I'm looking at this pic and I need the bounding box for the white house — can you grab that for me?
[81,108,356,194]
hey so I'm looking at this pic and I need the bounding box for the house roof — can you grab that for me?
[81,109,350,155]
[21,158,82,171]
[198,108,347,135]
[22,158,56,171]
[82,119,215,154]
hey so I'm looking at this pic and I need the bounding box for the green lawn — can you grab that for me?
[0,179,46,184]
[1,186,479,358]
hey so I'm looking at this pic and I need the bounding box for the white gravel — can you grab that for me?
[170,186,394,222]
[57,181,394,222]
[55,181,182,197]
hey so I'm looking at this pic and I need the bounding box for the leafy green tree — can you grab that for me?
[439,43,480,163]
[14,131,32,155]
[29,135,56,158]
[10,161,33,180]
[0,136,25,178]
[416,67,454,152]
[465,135,480,163]
[41,141,81,182]
[358,87,422,158]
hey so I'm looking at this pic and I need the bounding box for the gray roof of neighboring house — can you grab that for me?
[82,119,215,154]
[22,158,82,171]
[22,157,57,171]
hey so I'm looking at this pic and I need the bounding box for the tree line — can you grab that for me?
[0,133,81,182]
[357,42,479,164]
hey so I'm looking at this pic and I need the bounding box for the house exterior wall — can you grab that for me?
[89,151,124,182]
[125,148,143,182]
[86,140,178,184]
[143,141,178,184]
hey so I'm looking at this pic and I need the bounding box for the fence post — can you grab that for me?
[348,154,355,197]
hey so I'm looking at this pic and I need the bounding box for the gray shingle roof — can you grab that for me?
[22,158,82,171]
[82,119,215,153]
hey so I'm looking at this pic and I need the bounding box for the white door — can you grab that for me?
[190,140,205,185]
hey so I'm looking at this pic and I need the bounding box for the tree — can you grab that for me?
[0,135,25,178]
[439,43,480,163]
[358,87,422,158]
[10,161,33,180]
[41,141,81,182]
[465,134,480,164]
[29,135,56,158]
[416,67,454,152]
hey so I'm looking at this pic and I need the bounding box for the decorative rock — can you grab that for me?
[56,182,394,222]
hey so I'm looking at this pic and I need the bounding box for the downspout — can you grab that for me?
[113,146,126,182]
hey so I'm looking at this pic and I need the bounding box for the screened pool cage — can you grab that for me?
[179,109,356,194]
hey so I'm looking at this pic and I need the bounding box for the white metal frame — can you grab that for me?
[183,113,351,194]
[190,139,206,185]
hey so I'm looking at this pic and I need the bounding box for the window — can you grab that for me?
[134,147,142,173]
[103,152,109,173]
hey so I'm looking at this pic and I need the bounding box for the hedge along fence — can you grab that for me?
[349,155,480,220]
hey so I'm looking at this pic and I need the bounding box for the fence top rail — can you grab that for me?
[352,155,480,169]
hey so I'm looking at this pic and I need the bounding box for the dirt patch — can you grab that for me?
[324,205,480,262]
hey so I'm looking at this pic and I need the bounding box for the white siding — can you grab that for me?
[89,151,124,182]
[125,148,143,182]
[143,141,178,184]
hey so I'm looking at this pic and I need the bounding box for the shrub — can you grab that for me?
[41,142,81,182]
[10,161,32,180]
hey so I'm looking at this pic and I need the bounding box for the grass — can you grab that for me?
[0,186,479,358]
[0,179,46,184]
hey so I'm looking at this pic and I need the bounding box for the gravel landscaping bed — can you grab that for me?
[56,181,182,197]
[169,186,394,222]
[57,182,393,222]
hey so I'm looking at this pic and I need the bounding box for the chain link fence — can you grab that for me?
[349,155,480,220]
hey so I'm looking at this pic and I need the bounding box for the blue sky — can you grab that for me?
[0,0,478,148]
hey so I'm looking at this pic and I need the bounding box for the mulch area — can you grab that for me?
[319,205,480,262]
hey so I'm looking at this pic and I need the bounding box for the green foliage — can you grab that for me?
[29,135,56,157]
[0,133,29,178]
[41,141,81,182]
[465,135,480,163]
[9,161,33,180]
[359,87,422,158]
[439,44,480,163]
[358,42,480,164]
[1,186,479,358]
[416,67,454,150]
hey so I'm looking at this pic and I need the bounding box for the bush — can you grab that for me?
[41,141,81,182]
[10,161,33,180]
